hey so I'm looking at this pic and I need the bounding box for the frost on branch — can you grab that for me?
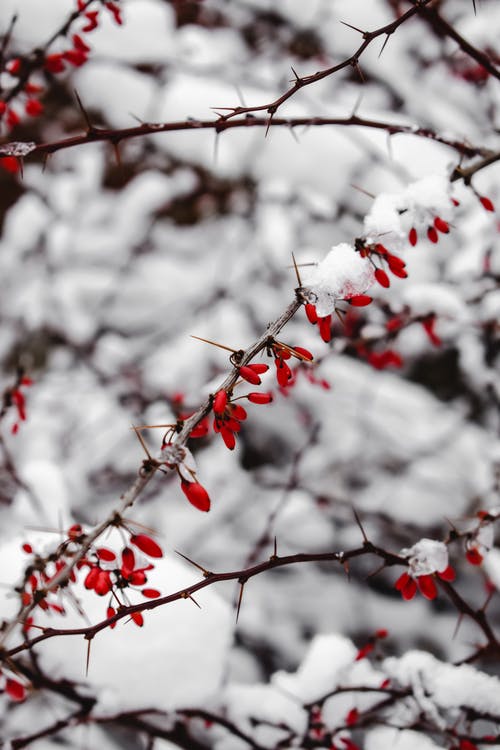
[0,141,36,157]
[301,243,374,316]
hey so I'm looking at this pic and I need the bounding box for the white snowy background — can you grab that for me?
[0,0,499,748]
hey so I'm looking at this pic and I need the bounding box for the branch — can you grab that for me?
[6,541,405,658]
[19,114,488,160]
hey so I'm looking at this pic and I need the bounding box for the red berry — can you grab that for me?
[180,481,211,512]
[292,345,314,361]
[417,574,438,600]
[5,678,25,702]
[239,366,262,385]
[434,216,449,233]
[130,534,163,558]
[466,547,483,565]
[107,606,117,629]
[131,611,144,627]
[96,547,116,562]
[408,227,418,246]
[479,195,495,212]
[437,565,455,582]
[213,389,228,415]
[121,547,136,573]
[25,99,43,117]
[247,392,273,404]
[318,315,331,343]
[427,226,439,243]
[374,268,390,288]
[305,303,318,324]
[45,54,66,73]
[347,294,372,307]
[220,426,236,450]
[142,588,161,599]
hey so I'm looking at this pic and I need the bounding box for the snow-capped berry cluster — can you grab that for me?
[394,539,455,601]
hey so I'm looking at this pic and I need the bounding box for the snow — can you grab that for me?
[400,539,448,576]
[302,243,375,315]
[0,0,499,746]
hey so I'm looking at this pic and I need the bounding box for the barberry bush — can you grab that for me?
[0,1,499,748]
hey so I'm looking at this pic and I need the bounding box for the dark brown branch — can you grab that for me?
[6,541,405,658]
[419,5,500,81]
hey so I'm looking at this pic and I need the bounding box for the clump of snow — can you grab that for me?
[302,243,374,316]
[400,539,448,576]
[384,650,500,716]
[364,174,453,250]
[366,726,445,750]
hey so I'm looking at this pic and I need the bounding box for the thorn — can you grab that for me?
[343,559,350,581]
[270,536,278,560]
[265,113,274,138]
[353,60,365,83]
[290,65,300,82]
[213,131,219,166]
[189,594,201,609]
[452,612,464,640]
[472,0,476,15]
[291,252,302,287]
[340,20,365,35]
[287,124,300,144]
[175,549,212,577]
[131,425,153,460]
[74,89,93,133]
[350,183,375,199]
[236,580,246,623]
[378,33,391,58]
[132,423,176,430]
[353,508,369,543]
[234,84,246,108]
[112,141,121,166]
[334,308,346,327]
[351,92,363,117]
[190,334,237,353]
[84,635,93,677]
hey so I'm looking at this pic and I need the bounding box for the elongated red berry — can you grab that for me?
[395,572,417,601]
[292,346,314,361]
[25,99,43,117]
[408,227,418,246]
[318,316,331,343]
[130,534,163,558]
[438,565,455,582]
[220,426,236,450]
[230,404,247,421]
[417,574,437,600]
[95,570,112,596]
[247,392,273,404]
[213,389,228,415]
[107,606,117,629]
[479,195,495,212]
[374,268,390,288]
[427,226,438,243]
[389,265,408,279]
[181,480,211,512]
[247,363,269,374]
[275,358,292,387]
[239,366,262,385]
[466,547,483,565]
[96,548,116,562]
[84,566,99,590]
[305,303,318,324]
[121,547,135,573]
[348,295,372,307]
[6,678,25,702]
[131,612,144,627]
[434,216,449,233]
[142,588,161,598]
